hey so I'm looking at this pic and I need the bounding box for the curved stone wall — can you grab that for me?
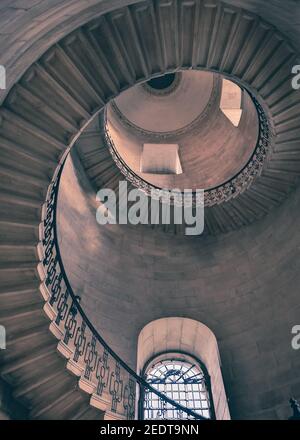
[106,76,259,191]
[111,71,216,133]
[58,150,300,420]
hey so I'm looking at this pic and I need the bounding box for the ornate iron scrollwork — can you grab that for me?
[110,362,124,413]
[105,93,272,208]
[123,378,136,420]
[40,153,208,420]
[96,349,110,396]
[84,335,98,381]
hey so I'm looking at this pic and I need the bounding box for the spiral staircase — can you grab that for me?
[1,0,300,420]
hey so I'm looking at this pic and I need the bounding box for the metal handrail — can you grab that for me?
[41,154,208,421]
[104,92,272,207]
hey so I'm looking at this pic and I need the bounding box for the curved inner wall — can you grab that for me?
[58,150,300,420]
[113,71,215,133]
[106,72,259,191]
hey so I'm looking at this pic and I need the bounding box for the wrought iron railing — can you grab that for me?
[105,92,273,207]
[39,155,208,421]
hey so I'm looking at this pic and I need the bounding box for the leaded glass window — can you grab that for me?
[143,358,213,420]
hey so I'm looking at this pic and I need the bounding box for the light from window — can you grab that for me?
[143,358,212,420]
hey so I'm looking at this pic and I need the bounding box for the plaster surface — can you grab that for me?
[58,150,300,420]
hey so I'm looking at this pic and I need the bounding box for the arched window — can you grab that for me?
[137,318,230,420]
[142,354,214,420]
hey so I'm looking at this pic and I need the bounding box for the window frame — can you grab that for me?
[138,350,216,420]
